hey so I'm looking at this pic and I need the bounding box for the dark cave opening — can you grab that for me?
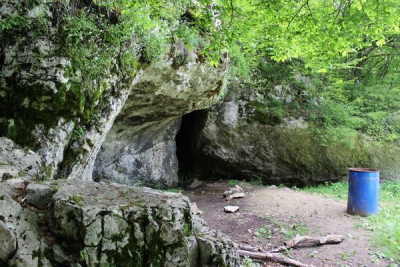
[175,109,208,184]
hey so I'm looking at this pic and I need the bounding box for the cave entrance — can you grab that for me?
[175,109,208,184]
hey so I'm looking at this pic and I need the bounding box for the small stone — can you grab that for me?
[191,202,203,215]
[347,233,353,239]
[224,206,239,213]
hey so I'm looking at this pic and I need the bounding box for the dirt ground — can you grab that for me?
[184,181,392,267]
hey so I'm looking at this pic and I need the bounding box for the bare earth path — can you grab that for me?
[184,181,391,267]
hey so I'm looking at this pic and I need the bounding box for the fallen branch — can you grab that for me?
[270,234,345,253]
[237,250,315,267]
[237,234,344,266]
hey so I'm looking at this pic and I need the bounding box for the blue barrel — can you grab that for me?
[347,168,379,216]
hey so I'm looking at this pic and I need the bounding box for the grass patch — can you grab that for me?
[303,180,400,262]
[227,179,263,187]
[227,180,241,187]
[361,205,400,262]
[249,179,263,186]
[284,221,308,240]
[163,187,181,193]
[241,256,261,267]
[253,225,272,239]
[303,181,348,199]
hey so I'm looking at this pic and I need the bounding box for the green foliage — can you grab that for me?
[253,225,272,239]
[216,0,400,146]
[71,125,85,141]
[173,23,203,52]
[227,180,241,187]
[0,13,27,32]
[163,187,182,193]
[182,223,192,236]
[248,100,283,125]
[249,179,263,186]
[361,205,400,262]
[303,182,348,200]
[0,3,49,39]
[283,221,308,240]
[227,43,250,76]
[241,257,261,267]
[68,194,84,205]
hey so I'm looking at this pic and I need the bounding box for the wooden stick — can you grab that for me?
[237,235,344,266]
[270,234,345,253]
[237,250,315,267]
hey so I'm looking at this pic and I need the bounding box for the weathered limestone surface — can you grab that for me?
[0,220,16,265]
[60,75,139,182]
[189,87,400,184]
[93,55,227,187]
[0,137,43,181]
[0,181,51,267]
[1,0,227,185]
[0,179,239,267]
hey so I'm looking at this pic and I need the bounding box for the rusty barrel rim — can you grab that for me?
[348,168,380,172]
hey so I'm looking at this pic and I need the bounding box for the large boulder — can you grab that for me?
[0,179,239,267]
[48,180,238,267]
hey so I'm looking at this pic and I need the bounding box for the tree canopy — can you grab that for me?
[207,0,400,75]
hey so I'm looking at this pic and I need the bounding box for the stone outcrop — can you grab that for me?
[93,55,226,187]
[1,0,133,182]
[0,137,43,181]
[0,0,235,264]
[183,86,400,185]
[0,177,239,266]
[0,220,17,265]
[0,180,51,267]
[0,0,227,186]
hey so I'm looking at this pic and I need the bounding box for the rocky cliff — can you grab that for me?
[0,1,237,266]
[179,83,400,185]
[0,0,227,187]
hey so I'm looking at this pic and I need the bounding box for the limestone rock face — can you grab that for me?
[0,137,43,181]
[26,183,53,209]
[0,179,239,267]
[1,0,227,186]
[94,117,181,187]
[93,58,226,187]
[0,181,51,267]
[0,0,128,181]
[0,220,16,265]
[189,88,400,184]
[49,180,238,267]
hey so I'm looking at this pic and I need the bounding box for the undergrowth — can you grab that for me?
[303,180,400,262]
